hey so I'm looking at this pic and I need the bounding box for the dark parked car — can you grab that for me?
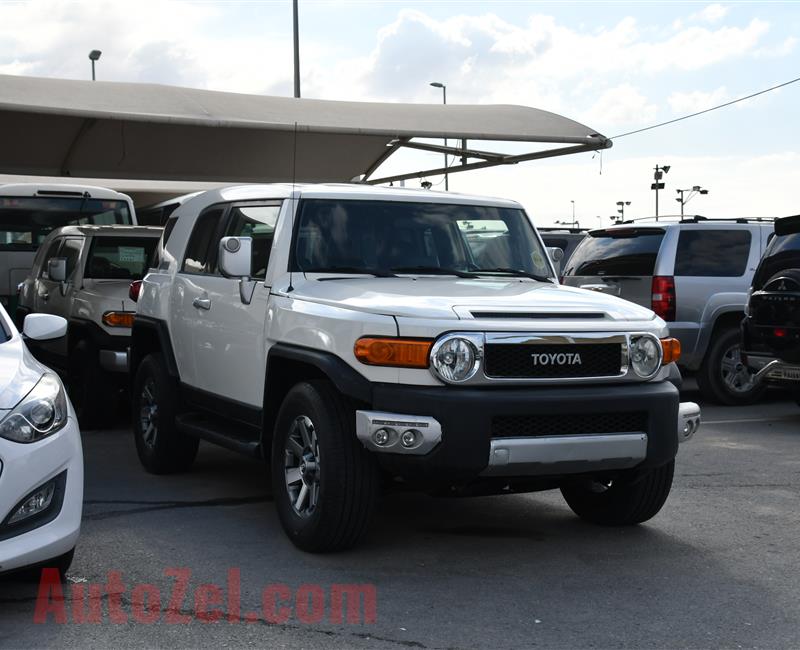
[742,215,800,400]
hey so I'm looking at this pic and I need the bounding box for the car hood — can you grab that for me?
[290,276,656,321]
[0,335,47,410]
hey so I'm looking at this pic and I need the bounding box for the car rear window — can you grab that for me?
[564,229,664,277]
[752,232,800,290]
[674,229,751,277]
[85,237,158,280]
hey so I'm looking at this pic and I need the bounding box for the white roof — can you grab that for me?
[179,182,522,217]
[0,75,611,185]
[0,182,134,203]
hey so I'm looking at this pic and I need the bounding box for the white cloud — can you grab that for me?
[755,36,798,58]
[668,87,730,114]
[691,4,730,24]
[583,85,658,127]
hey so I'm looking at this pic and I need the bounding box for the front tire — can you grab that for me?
[697,328,765,405]
[132,353,198,474]
[271,381,379,552]
[561,461,675,526]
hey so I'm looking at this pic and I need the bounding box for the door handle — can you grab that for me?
[192,297,211,310]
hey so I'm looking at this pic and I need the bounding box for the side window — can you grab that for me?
[219,205,281,279]
[40,239,63,279]
[61,238,83,278]
[182,208,224,274]
[674,229,752,277]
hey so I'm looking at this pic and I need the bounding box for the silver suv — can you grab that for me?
[562,217,774,404]
[17,225,162,426]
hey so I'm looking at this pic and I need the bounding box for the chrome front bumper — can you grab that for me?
[480,433,647,477]
[356,401,699,477]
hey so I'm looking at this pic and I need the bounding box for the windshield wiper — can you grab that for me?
[390,266,479,279]
[303,266,397,278]
[475,267,555,283]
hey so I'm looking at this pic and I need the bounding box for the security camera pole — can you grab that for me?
[88,50,101,81]
[651,164,670,221]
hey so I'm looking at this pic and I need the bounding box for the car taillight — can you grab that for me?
[129,280,142,302]
[651,276,676,321]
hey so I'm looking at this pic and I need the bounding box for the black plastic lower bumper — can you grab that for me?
[368,380,680,483]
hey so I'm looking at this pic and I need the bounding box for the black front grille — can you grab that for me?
[484,343,622,378]
[492,412,648,438]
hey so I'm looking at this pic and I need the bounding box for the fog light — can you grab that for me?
[8,480,55,524]
[401,429,419,448]
[373,428,393,446]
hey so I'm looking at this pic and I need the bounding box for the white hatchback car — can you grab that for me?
[0,305,82,577]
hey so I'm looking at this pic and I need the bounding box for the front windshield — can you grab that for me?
[292,199,553,279]
[85,237,158,281]
[0,196,132,251]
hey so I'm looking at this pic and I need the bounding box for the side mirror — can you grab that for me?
[218,237,252,278]
[47,258,67,282]
[23,313,68,341]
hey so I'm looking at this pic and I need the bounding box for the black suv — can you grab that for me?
[742,215,800,399]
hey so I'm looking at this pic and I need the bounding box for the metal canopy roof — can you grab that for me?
[0,74,611,185]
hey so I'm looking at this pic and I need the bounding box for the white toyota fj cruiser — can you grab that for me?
[18,225,162,426]
[131,184,700,552]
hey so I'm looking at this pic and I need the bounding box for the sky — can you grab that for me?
[0,0,798,225]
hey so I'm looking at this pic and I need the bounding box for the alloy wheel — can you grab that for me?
[139,378,159,449]
[284,415,320,517]
[720,344,757,394]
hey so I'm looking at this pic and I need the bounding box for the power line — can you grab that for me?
[612,75,800,140]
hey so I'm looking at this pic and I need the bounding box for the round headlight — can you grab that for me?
[431,336,480,383]
[630,335,661,378]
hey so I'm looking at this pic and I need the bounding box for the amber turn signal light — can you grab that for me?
[354,337,433,369]
[660,337,681,364]
[102,311,135,328]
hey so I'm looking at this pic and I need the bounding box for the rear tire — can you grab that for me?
[271,380,379,552]
[69,340,117,429]
[561,461,675,526]
[697,327,765,405]
[132,353,198,474]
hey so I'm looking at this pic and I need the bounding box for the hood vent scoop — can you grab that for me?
[470,311,605,320]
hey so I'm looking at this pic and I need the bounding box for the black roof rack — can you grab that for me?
[618,214,775,225]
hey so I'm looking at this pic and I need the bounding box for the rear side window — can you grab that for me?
[182,208,224,274]
[674,230,751,277]
[565,230,664,276]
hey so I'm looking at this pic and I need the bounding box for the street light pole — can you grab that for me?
[88,49,101,81]
[676,186,709,218]
[571,200,575,221]
[292,0,300,98]
[430,82,448,190]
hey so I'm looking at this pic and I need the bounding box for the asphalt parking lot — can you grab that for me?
[2,383,799,649]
